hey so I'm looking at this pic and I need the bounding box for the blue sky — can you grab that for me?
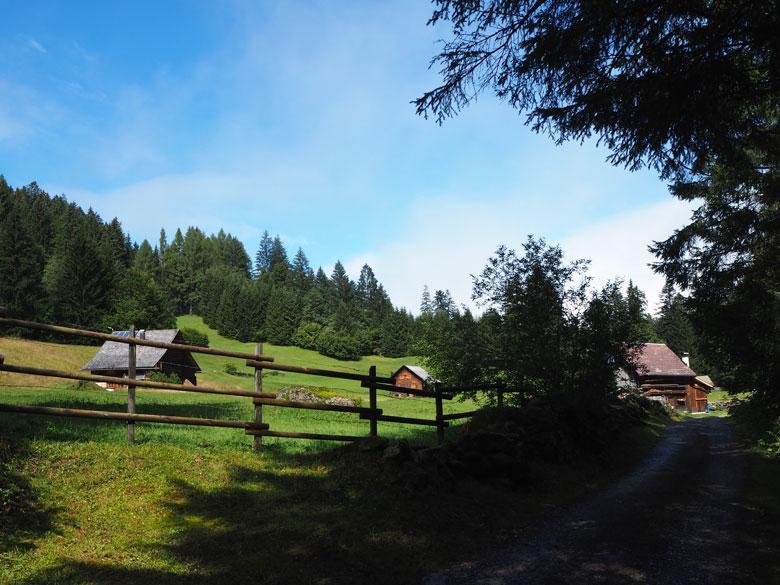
[0,0,692,311]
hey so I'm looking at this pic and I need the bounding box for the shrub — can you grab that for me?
[316,329,361,361]
[291,321,323,350]
[223,363,239,376]
[180,327,209,347]
[146,371,182,384]
[64,380,102,392]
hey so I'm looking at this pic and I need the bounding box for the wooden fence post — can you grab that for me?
[497,382,505,408]
[253,342,264,452]
[127,325,136,444]
[434,381,444,445]
[368,365,378,437]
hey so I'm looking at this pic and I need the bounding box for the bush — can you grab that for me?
[316,329,361,361]
[146,371,182,384]
[63,380,103,392]
[180,327,209,347]
[223,363,239,376]
[291,321,323,350]
[730,398,780,458]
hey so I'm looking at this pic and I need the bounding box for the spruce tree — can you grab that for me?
[254,230,273,276]
[264,287,300,345]
[291,248,314,293]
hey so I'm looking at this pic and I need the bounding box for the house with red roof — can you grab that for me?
[630,343,711,413]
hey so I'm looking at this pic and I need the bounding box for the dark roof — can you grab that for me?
[82,330,201,372]
[390,365,438,383]
[635,343,695,378]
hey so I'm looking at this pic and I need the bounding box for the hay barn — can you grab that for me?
[82,329,200,386]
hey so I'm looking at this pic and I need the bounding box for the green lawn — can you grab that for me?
[0,318,669,584]
[0,315,481,451]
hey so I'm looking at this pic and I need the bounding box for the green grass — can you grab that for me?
[0,318,672,583]
[0,315,480,451]
[0,401,670,585]
[176,315,415,393]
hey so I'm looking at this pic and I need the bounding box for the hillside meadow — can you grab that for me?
[0,316,671,584]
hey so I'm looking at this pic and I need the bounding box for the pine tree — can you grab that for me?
[133,240,159,277]
[420,285,433,315]
[655,282,697,359]
[0,191,45,319]
[291,248,314,293]
[254,230,273,276]
[264,286,300,344]
[625,280,658,342]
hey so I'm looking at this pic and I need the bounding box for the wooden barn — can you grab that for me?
[390,365,437,392]
[630,343,711,413]
[82,329,201,387]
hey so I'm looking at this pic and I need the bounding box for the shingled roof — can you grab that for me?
[391,365,439,383]
[82,330,200,372]
[634,343,695,378]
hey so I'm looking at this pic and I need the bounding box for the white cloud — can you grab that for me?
[26,38,46,54]
[561,198,693,312]
[345,196,693,314]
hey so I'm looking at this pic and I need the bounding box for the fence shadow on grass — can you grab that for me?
[0,399,250,444]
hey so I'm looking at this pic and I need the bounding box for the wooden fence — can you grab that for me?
[0,309,509,448]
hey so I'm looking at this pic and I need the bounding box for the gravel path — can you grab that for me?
[428,418,779,585]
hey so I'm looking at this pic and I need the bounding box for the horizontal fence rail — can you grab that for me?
[0,317,275,362]
[0,403,270,430]
[0,362,278,400]
[245,429,363,442]
[370,414,447,427]
[359,380,454,399]
[0,310,509,447]
[251,397,382,416]
[246,360,394,383]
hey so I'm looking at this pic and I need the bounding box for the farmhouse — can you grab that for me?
[82,329,201,386]
[390,365,437,391]
[629,343,711,413]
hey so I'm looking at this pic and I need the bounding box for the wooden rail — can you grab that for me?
[244,429,362,442]
[0,317,275,362]
[359,380,453,399]
[0,362,278,399]
[246,360,394,383]
[0,403,270,430]
[252,397,382,416]
[439,410,481,421]
[368,414,446,427]
[0,311,507,447]
[440,382,505,393]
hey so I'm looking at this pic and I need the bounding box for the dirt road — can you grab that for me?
[428,418,779,584]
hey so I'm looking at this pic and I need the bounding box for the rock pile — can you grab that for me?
[276,387,357,408]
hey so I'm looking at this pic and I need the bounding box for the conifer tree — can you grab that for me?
[420,285,433,315]
[264,286,300,344]
[291,248,314,292]
[254,230,273,276]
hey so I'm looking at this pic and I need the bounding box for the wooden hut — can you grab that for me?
[390,365,436,392]
[631,343,711,413]
[82,329,200,387]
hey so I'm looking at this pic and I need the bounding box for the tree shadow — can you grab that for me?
[11,427,535,585]
[0,437,61,556]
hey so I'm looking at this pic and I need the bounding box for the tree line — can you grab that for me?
[0,178,416,359]
[415,0,778,415]
[417,237,710,403]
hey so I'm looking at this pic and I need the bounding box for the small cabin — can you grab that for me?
[628,343,712,413]
[390,365,436,391]
[82,329,201,387]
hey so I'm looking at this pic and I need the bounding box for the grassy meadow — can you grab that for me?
[0,315,481,451]
[0,317,672,584]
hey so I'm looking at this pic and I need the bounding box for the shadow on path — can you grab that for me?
[429,418,780,585]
